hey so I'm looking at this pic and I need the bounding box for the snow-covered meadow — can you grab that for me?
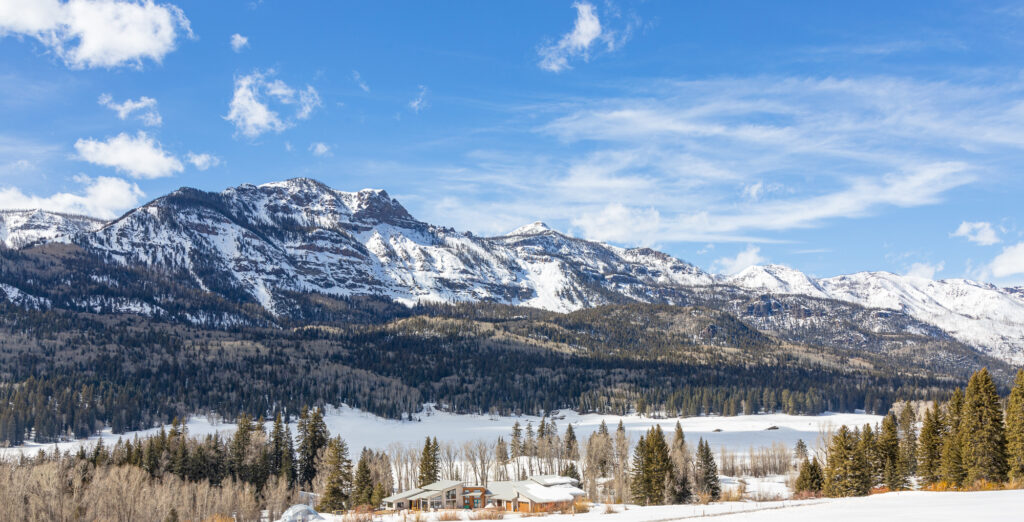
[0,404,880,460]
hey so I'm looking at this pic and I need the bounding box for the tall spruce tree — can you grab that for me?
[877,413,907,490]
[960,368,1008,485]
[824,426,870,497]
[940,388,967,487]
[297,406,330,488]
[916,403,944,487]
[353,448,375,507]
[418,436,440,486]
[1006,369,1024,481]
[695,438,720,500]
[795,457,824,494]
[629,426,671,505]
[898,404,918,475]
[859,423,880,486]
[667,421,691,504]
[317,436,354,513]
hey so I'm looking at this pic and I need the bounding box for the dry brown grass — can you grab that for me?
[438,510,462,521]
[572,500,590,514]
[344,512,374,522]
[469,509,504,520]
[603,504,617,515]
[694,492,713,505]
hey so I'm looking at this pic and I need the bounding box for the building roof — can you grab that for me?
[382,488,424,503]
[409,490,442,501]
[484,476,584,504]
[422,480,464,491]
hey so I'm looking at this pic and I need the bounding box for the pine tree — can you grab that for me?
[877,413,907,490]
[916,403,944,487]
[898,403,918,475]
[317,436,353,513]
[561,462,581,482]
[858,424,880,486]
[794,439,809,462]
[564,424,579,461]
[824,426,869,497]
[297,406,330,488]
[960,368,1008,485]
[353,448,375,507]
[418,436,439,486]
[667,421,691,504]
[630,434,649,505]
[940,388,967,487]
[695,438,720,501]
[795,457,824,494]
[229,413,254,482]
[1006,369,1024,481]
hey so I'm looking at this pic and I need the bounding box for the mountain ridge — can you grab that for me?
[1,177,1022,364]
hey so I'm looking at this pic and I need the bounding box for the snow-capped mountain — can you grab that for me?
[0,209,103,248]
[1,178,1021,365]
[81,178,713,314]
[728,266,1024,364]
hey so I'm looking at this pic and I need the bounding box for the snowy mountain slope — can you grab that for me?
[726,264,829,299]
[728,265,1024,364]
[0,177,1021,364]
[0,209,103,248]
[78,178,714,314]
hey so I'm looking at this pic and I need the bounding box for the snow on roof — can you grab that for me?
[423,480,463,491]
[528,475,578,487]
[382,489,423,503]
[514,482,582,503]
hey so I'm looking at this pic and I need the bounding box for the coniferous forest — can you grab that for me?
[0,296,993,446]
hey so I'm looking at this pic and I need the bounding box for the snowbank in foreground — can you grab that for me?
[0,405,881,459]
[307,490,1022,522]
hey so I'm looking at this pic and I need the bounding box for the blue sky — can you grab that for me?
[1,1,1023,284]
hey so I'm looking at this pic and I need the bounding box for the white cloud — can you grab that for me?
[98,93,161,126]
[230,33,248,52]
[0,0,193,69]
[538,2,609,72]
[297,85,321,119]
[0,175,143,218]
[905,261,944,280]
[309,142,330,157]
[226,70,321,137]
[987,242,1024,279]
[952,221,1000,246]
[570,203,661,245]
[353,70,369,92]
[186,152,220,170]
[74,131,182,179]
[408,85,428,113]
[713,245,767,275]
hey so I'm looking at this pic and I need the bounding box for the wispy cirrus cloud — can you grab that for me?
[537,2,632,73]
[389,75,1024,251]
[98,93,162,126]
[0,0,193,69]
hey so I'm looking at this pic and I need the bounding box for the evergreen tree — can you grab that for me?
[794,439,809,463]
[1006,369,1024,481]
[297,406,330,488]
[960,368,1008,485]
[916,403,944,487]
[795,457,824,494]
[418,436,440,486]
[564,424,580,461]
[317,436,353,513]
[229,413,254,482]
[898,403,918,475]
[877,413,907,490]
[667,421,691,504]
[824,426,869,497]
[353,448,375,507]
[940,388,967,487]
[694,438,720,501]
[561,462,581,482]
[630,434,649,505]
[858,424,880,485]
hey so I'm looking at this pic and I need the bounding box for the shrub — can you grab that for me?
[438,510,461,521]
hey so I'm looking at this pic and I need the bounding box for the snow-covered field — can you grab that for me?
[0,405,880,459]
[305,490,1022,522]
